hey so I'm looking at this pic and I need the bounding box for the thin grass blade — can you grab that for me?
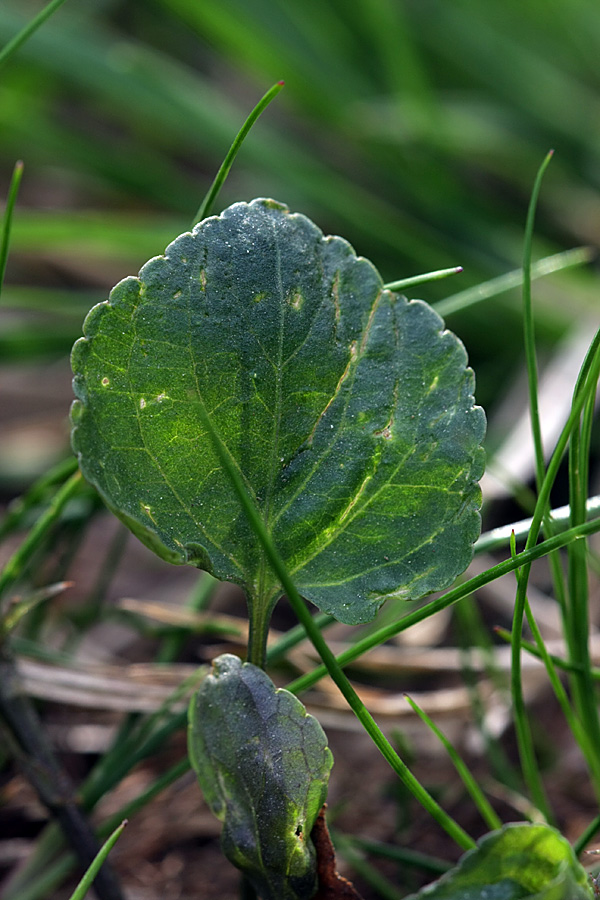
[404,693,502,830]
[435,247,592,318]
[191,81,284,226]
[384,265,463,292]
[0,160,23,299]
[286,514,600,696]
[66,821,127,900]
[0,0,70,69]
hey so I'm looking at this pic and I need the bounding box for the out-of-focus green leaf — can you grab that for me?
[188,653,332,900]
[406,823,594,899]
[71,199,485,623]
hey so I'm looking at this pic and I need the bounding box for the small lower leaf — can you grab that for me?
[406,823,593,899]
[188,653,333,900]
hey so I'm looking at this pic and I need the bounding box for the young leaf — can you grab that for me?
[405,823,594,899]
[71,199,485,624]
[187,653,333,900]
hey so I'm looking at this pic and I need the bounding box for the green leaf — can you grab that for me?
[187,653,333,900]
[71,198,485,624]
[406,823,594,900]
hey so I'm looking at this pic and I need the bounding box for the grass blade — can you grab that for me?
[266,611,334,664]
[286,513,600,696]
[435,246,592,318]
[0,0,70,69]
[522,150,554,492]
[384,265,463,292]
[349,836,451,874]
[508,151,561,822]
[509,326,600,819]
[67,821,127,900]
[404,693,502,831]
[191,81,284,226]
[453,597,519,791]
[495,628,600,680]
[18,760,190,900]
[156,571,219,663]
[329,830,404,900]
[0,471,83,615]
[565,327,600,794]
[574,811,600,858]
[0,160,23,299]
[475,495,600,554]
[0,456,78,543]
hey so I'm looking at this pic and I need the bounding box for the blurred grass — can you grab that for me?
[1,1,598,282]
[0,0,597,472]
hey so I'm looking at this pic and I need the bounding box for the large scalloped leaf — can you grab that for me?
[407,823,594,900]
[71,198,485,623]
[188,653,333,900]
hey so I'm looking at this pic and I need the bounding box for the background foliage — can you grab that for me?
[1,0,599,453]
[1,1,600,898]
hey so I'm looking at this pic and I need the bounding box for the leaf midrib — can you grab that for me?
[254,219,287,601]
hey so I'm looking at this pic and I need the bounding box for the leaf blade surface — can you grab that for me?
[405,823,594,899]
[71,198,485,621]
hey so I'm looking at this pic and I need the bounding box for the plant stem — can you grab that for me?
[246,592,276,668]
[565,332,600,796]
[508,149,594,822]
[522,598,600,788]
